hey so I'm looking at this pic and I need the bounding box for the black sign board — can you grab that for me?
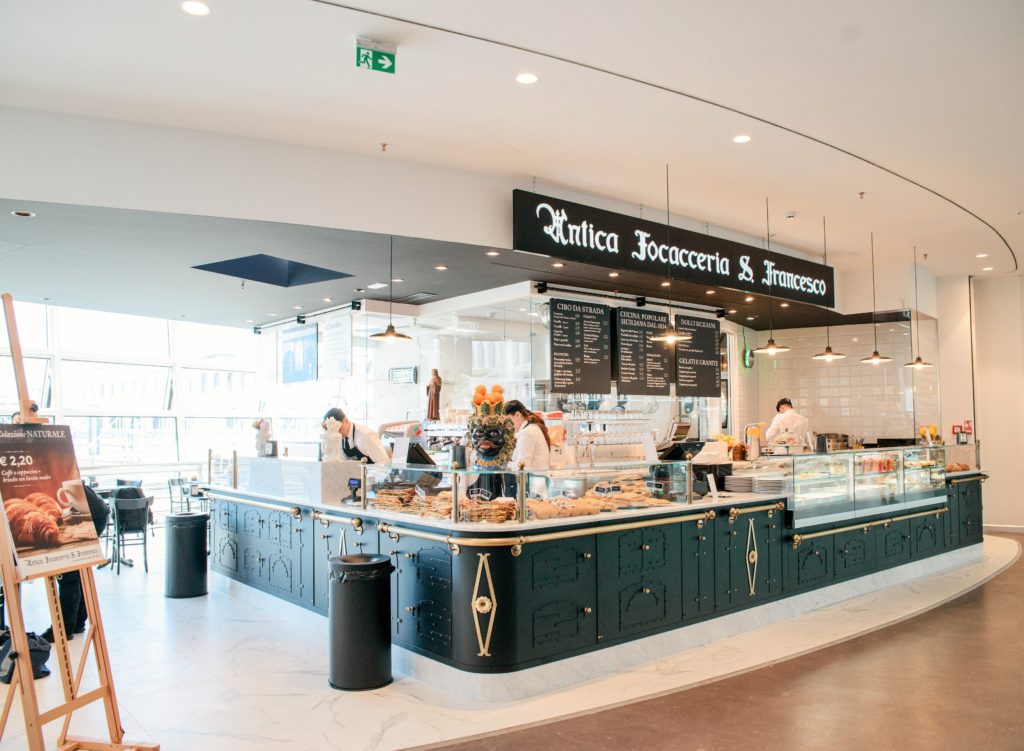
[549,298,612,394]
[614,308,672,396]
[513,190,835,307]
[674,315,721,397]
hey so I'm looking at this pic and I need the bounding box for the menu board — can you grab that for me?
[675,314,721,397]
[549,298,612,393]
[614,308,672,396]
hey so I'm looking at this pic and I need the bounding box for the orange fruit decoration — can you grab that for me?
[474,384,487,394]
[472,393,485,406]
[492,385,503,393]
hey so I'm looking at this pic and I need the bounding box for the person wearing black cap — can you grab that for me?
[765,397,810,444]
[322,408,390,464]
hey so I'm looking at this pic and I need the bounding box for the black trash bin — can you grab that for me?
[328,553,395,690]
[165,511,209,598]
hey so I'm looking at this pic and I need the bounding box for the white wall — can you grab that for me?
[936,277,976,440]
[972,275,1024,530]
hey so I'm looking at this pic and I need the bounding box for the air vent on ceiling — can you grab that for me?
[393,291,438,304]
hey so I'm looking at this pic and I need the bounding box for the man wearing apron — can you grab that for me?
[322,408,390,464]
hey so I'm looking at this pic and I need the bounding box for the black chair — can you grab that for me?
[115,479,143,488]
[111,493,154,574]
[167,478,191,513]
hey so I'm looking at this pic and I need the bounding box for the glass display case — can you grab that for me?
[943,442,982,473]
[361,460,692,526]
[786,446,949,528]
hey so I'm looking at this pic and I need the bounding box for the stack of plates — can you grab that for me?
[724,475,754,492]
[753,476,791,494]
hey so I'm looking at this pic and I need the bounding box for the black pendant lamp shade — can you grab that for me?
[752,198,790,355]
[812,217,846,361]
[369,237,412,342]
[903,246,934,369]
[650,164,692,345]
[860,232,891,365]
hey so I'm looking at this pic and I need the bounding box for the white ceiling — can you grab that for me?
[0,0,1021,302]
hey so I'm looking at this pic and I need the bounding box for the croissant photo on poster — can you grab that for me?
[0,424,106,580]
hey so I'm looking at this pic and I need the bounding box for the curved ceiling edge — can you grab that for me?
[309,0,1018,273]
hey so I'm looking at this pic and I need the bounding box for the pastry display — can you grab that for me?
[945,462,971,472]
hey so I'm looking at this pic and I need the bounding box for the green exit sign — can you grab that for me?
[356,38,396,75]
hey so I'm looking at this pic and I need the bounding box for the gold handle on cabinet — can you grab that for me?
[582,552,593,559]
[582,607,593,615]
[642,587,651,594]
[698,535,707,542]
[641,544,651,551]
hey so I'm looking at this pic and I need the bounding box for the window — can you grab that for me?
[5,301,48,350]
[178,417,259,462]
[176,368,258,414]
[60,361,172,412]
[57,308,169,359]
[170,321,259,369]
[0,356,51,413]
[67,416,178,464]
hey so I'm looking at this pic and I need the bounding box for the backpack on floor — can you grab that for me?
[0,628,51,683]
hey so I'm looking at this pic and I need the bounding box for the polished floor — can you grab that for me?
[448,533,1024,751]
[0,533,1018,751]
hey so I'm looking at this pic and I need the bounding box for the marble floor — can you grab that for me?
[0,534,1018,751]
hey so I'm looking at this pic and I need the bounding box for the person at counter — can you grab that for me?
[322,407,390,464]
[503,400,551,471]
[765,397,810,444]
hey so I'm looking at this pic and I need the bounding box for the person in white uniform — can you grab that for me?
[503,400,551,471]
[764,398,810,444]
[322,407,390,464]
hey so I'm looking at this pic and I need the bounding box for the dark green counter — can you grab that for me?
[207,473,985,673]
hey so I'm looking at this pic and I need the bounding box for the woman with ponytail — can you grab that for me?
[503,400,551,471]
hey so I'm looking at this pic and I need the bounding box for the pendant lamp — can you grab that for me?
[860,232,891,365]
[811,217,846,361]
[369,237,412,342]
[903,245,934,370]
[752,197,790,355]
[651,164,692,345]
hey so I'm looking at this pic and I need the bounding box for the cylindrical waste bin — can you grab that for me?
[165,511,209,598]
[328,553,395,690]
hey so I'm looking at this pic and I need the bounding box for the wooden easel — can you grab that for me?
[0,293,159,750]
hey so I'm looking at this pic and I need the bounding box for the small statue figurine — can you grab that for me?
[426,368,443,422]
[253,418,272,455]
[321,416,344,462]
[466,385,516,498]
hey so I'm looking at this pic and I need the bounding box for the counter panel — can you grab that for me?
[202,474,985,674]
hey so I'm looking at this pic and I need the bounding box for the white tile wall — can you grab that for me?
[753,319,939,441]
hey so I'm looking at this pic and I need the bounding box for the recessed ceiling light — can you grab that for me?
[982,266,994,271]
[486,251,500,257]
[179,314,188,319]
[181,1,210,16]
[746,316,756,321]
[744,296,755,302]
[367,282,388,289]
[354,288,366,293]
[519,308,527,312]
[728,309,737,314]
[780,302,790,308]
[434,265,449,271]
[660,281,671,287]
[608,272,619,278]
[391,277,404,283]
[516,73,538,85]
[976,253,988,258]
[322,297,332,303]
[292,305,303,310]
[552,262,565,268]
[10,210,35,218]
[705,290,716,295]
[267,313,277,317]
[245,319,255,323]
[732,134,751,144]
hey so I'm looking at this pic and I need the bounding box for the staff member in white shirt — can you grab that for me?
[503,400,551,471]
[764,398,810,444]
[322,408,390,464]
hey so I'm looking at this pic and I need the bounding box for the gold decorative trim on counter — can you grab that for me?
[948,474,988,486]
[728,501,786,524]
[745,518,758,596]
[312,510,365,534]
[471,553,498,657]
[376,509,717,554]
[790,506,948,549]
[206,493,302,519]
